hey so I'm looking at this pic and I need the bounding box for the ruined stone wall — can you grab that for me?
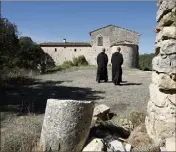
[145,0,176,144]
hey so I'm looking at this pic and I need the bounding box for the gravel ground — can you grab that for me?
[36,67,152,116]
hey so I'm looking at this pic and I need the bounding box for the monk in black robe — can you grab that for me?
[96,48,108,83]
[111,47,123,85]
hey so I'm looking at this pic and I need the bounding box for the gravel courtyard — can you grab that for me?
[36,67,152,115]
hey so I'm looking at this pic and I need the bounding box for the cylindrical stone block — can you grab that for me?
[40,99,95,152]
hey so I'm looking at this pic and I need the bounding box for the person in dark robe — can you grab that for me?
[96,48,108,83]
[111,47,123,85]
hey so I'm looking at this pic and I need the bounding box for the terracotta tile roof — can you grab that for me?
[40,42,91,47]
[89,24,141,35]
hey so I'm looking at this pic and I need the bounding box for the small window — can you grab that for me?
[55,48,57,52]
[74,49,77,52]
[97,36,103,46]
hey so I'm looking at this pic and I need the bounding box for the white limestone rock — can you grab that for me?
[93,104,110,120]
[162,27,176,39]
[40,99,95,152]
[157,0,176,22]
[125,144,132,152]
[152,72,176,90]
[166,136,176,152]
[107,140,125,152]
[160,40,176,55]
[158,11,176,26]
[152,54,176,74]
[155,27,176,42]
[82,138,105,151]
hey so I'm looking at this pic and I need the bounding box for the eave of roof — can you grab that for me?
[89,24,141,36]
[110,40,138,47]
[40,42,91,47]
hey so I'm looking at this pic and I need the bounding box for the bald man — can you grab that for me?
[96,48,108,83]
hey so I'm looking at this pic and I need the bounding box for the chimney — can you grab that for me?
[63,39,66,43]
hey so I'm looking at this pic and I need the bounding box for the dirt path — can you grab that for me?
[36,68,151,115]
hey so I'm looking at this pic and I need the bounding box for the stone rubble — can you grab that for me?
[93,104,111,121]
[82,138,105,152]
[145,0,176,146]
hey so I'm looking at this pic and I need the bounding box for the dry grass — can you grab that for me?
[1,114,43,152]
[127,123,160,152]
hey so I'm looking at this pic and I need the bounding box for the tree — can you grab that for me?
[0,18,20,68]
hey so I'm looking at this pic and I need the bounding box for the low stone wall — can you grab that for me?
[145,0,176,144]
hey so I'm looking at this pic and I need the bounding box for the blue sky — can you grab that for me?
[2,1,157,54]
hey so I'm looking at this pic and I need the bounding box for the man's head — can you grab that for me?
[102,48,106,53]
[117,47,121,52]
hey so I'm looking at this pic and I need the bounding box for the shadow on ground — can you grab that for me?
[0,77,104,114]
[98,81,142,86]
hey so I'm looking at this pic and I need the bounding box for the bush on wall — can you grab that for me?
[73,55,89,66]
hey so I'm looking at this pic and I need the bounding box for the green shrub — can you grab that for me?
[73,55,88,66]
[62,60,74,68]
[139,53,155,71]
[72,57,79,66]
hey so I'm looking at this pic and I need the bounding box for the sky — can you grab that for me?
[2,1,157,54]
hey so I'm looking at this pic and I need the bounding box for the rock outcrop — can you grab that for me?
[145,0,176,145]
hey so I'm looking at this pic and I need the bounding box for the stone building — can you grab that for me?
[40,25,140,68]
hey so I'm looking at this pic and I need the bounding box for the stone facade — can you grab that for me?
[40,25,140,68]
[145,0,176,145]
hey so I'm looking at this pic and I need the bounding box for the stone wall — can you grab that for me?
[145,0,176,144]
[41,46,92,65]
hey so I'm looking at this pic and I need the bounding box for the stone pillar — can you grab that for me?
[145,0,176,144]
[40,99,95,152]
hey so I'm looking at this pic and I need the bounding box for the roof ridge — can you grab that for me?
[89,24,140,35]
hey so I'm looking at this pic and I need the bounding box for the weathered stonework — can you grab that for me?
[40,99,94,152]
[157,0,176,22]
[40,25,140,68]
[152,72,176,90]
[146,0,176,145]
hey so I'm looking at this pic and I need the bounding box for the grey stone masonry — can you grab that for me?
[40,99,95,152]
[145,0,176,145]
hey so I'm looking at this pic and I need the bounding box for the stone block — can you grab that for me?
[157,0,176,22]
[152,54,176,74]
[158,11,176,26]
[40,99,95,152]
[155,27,176,42]
[152,72,176,90]
[160,40,176,55]
[93,104,110,120]
[125,144,132,152]
[82,138,105,151]
[166,136,176,151]
[145,114,176,145]
[162,27,176,39]
[107,140,125,152]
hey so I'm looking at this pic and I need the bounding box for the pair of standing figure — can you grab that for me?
[96,47,123,85]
